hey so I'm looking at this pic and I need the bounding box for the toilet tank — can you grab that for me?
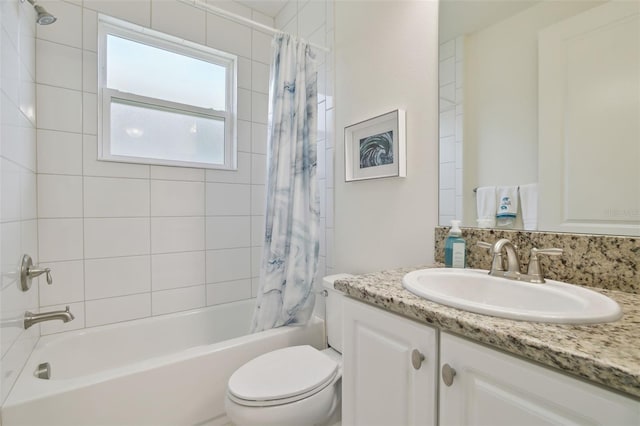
[322,274,353,354]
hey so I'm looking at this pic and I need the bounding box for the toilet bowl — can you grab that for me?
[224,274,352,426]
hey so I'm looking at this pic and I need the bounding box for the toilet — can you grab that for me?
[224,274,353,426]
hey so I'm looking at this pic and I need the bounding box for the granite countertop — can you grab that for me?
[335,266,640,399]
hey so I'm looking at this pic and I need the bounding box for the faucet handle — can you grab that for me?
[527,247,564,283]
[30,267,53,285]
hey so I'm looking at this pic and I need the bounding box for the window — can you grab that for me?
[98,16,237,169]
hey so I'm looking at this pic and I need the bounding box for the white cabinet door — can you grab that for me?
[439,332,640,426]
[342,298,438,426]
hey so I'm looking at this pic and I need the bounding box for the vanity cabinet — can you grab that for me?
[439,332,640,426]
[342,299,640,426]
[342,298,438,426]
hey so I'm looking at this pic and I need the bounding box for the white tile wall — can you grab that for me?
[84,256,151,300]
[439,36,464,225]
[31,0,317,335]
[1,0,39,404]
[151,251,206,291]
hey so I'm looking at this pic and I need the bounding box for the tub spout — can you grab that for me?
[24,306,74,330]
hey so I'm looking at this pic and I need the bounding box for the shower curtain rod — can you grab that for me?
[176,0,331,53]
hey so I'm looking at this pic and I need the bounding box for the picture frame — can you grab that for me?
[344,109,406,182]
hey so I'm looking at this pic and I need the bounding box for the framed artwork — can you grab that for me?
[344,109,406,182]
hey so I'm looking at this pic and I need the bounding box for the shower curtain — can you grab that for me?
[251,34,319,332]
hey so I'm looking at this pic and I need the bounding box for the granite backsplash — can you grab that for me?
[434,227,639,294]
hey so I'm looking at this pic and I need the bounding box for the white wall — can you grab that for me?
[33,0,276,334]
[334,1,439,274]
[0,0,39,404]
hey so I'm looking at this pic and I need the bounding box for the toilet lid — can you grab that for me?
[227,345,339,406]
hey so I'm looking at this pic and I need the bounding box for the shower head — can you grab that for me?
[22,0,57,25]
[33,4,57,25]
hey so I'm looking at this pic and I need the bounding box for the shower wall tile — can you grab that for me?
[83,218,150,259]
[38,218,83,262]
[83,0,151,28]
[209,0,252,20]
[206,248,251,283]
[251,122,268,155]
[152,285,206,316]
[151,251,206,291]
[251,30,272,64]
[206,216,251,250]
[251,92,269,124]
[251,246,262,278]
[299,0,325,38]
[36,84,82,133]
[38,260,84,306]
[206,279,252,306]
[1,0,40,399]
[250,184,266,216]
[82,8,97,52]
[251,153,267,184]
[36,39,82,90]
[150,180,204,217]
[85,293,151,328]
[237,119,252,153]
[237,88,252,121]
[206,183,250,216]
[150,217,205,254]
[150,166,204,182]
[37,174,83,218]
[83,176,150,218]
[150,0,206,45]
[238,57,252,90]
[36,130,82,175]
[251,60,269,94]
[84,255,151,300]
[251,215,265,247]
[81,92,97,134]
[206,13,251,58]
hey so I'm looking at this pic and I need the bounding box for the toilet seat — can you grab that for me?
[227,345,339,408]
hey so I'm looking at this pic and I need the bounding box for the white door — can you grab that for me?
[538,1,640,236]
[439,332,640,426]
[342,298,438,426]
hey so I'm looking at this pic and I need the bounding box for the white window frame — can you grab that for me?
[97,15,238,170]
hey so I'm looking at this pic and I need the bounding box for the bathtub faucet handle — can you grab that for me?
[30,267,52,285]
[20,254,53,291]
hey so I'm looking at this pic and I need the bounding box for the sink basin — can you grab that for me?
[402,268,622,324]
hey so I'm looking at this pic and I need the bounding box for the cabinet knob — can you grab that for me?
[442,363,457,386]
[411,349,425,370]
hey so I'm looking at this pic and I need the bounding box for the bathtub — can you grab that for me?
[1,299,325,426]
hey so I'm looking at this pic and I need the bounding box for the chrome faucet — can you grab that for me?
[478,239,563,283]
[24,306,74,330]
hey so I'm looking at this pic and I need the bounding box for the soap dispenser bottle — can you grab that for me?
[445,220,466,268]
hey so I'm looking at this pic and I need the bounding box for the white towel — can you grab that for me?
[496,186,518,226]
[519,183,538,231]
[476,186,496,228]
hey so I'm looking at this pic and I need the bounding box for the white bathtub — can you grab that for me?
[1,300,325,426]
